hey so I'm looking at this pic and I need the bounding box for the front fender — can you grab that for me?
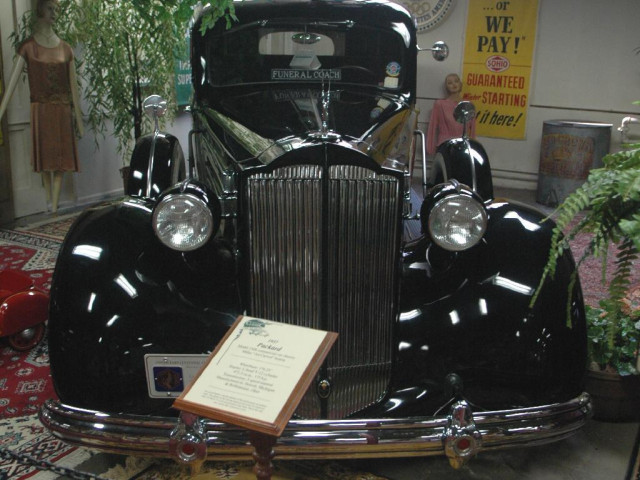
[393,199,586,414]
[429,138,494,201]
[127,132,185,199]
[48,200,241,414]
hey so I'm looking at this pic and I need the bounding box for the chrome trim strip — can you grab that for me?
[40,393,591,464]
[465,139,478,193]
[146,131,158,199]
[414,129,427,188]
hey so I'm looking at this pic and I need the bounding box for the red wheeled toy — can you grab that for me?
[0,270,49,351]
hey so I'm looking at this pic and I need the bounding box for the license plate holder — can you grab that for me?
[144,354,208,398]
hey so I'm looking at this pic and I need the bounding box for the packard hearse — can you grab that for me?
[41,0,591,469]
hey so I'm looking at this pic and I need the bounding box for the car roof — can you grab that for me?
[197,0,416,36]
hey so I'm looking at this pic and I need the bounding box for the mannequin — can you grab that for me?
[426,73,475,155]
[0,0,83,213]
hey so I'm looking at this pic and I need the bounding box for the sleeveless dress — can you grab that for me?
[18,38,79,172]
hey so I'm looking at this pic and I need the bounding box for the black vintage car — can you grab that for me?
[41,0,591,470]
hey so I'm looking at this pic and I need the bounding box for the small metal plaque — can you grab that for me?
[144,354,208,398]
[270,69,342,81]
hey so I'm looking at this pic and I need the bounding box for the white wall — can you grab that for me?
[417,0,640,190]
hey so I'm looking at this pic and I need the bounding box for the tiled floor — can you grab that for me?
[349,419,639,479]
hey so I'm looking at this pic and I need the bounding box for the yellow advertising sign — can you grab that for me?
[462,0,539,139]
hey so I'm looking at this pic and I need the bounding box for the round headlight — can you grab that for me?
[153,193,214,251]
[428,194,487,251]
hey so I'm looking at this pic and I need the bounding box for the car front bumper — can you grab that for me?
[40,393,592,469]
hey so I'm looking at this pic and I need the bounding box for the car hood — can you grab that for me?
[196,86,417,166]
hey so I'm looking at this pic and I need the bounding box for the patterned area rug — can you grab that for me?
[0,341,52,420]
[12,212,81,243]
[0,415,387,479]
[0,230,60,292]
[0,226,64,419]
[0,415,94,479]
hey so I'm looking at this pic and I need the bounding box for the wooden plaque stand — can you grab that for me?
[250,431,278,479]
[174,316,337,479]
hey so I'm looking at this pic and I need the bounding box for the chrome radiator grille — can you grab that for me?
[246,163,401,419]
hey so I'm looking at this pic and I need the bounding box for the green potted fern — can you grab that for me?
[533,125,640,420]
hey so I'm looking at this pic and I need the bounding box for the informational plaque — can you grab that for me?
[173,316,338,437]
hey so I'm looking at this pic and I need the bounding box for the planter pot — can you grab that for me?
[585,369,640,422]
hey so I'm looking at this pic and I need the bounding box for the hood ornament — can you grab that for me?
[310,81,341,142]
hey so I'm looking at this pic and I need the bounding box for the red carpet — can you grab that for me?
[0,228,63,420]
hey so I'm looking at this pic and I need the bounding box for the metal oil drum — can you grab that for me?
[536,120,612,206]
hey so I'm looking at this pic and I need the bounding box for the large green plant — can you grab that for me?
[13,0,235,158]
[532,124,640,374]
[586,298,639,375]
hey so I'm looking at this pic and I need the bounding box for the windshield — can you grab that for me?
[204,24,407,89]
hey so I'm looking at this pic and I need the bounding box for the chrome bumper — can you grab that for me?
[40,393,592,469]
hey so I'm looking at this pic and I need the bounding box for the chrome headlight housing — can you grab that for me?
[152,183,220,251]
[422,182,487,251]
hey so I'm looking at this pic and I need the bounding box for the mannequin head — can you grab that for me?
[444,73,462,98]
[36,0,60,23]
